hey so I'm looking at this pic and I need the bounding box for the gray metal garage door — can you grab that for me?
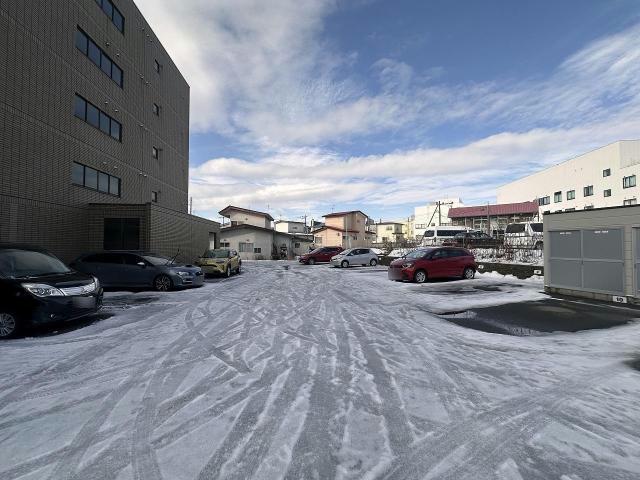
[582,228,624,294]
[549,228,624,294]
[548,230,582,289]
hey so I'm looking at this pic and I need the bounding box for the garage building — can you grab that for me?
[544,205,640,304]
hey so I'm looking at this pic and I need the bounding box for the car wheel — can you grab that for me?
[414,270,427,284]
[463,267,475,279]
[308,258,316,265]
[154,274,173,292]
[236,263,241,274]
[0,312,20,339]
[225,265,231,277]
[369,259,378,266]
[341,260,349,268]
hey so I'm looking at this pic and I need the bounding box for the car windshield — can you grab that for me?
[406,248,433,259]
[506,223,526,233]
[0,249,71,279]
[531,223,543,232]
[143,255,174,266]
[202,249,229,259]
[423,230,435,237]
[340,249,354,255]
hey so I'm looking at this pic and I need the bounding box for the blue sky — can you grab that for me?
[137,0,640,224]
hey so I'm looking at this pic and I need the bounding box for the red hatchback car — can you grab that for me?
[299,246,344,265]
[388,247,477,283]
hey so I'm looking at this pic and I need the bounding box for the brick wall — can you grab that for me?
[0,0,211,263]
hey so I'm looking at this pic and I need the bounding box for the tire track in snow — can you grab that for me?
[375,364,622,480]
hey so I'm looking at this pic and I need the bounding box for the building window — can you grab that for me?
[74,94,122,141]
[553,191,562,203]
[567,190,575,200]
[153,103,160,116]
[584,205,594,210]
[253,247,262,254]
[154,59,162,73]
[72,162,121,196]
[294,242,300,248]
[583,185,593,197]
[220,242,230,248]
[314,237,322,244]
[152,146,159,159]
[94,0,124,33]
[623,175,636,189]
[564,208,575,212]
[76,28,123,87]
[104,218,140,251]
[239,242,254,252]
[603,168,611,177]
[151,191,158,202]
[604,189,611,197]
[538,196,550,206]
[624,198,637,206]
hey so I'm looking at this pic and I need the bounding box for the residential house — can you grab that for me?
[219,205,274,229]
[275,220,308,234]
[219,206,312,260]
[312,210,375,248]
[373,222,405,244]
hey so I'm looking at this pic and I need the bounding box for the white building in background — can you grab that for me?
[498,140,640,215]
[413,198,464,234]
[274,220,307,234]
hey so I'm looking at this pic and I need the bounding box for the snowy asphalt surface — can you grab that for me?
[2,261,640,479]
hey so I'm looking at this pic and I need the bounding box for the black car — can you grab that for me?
[0,244,103,338]
[71,251,204,291]
[449,231,503,248]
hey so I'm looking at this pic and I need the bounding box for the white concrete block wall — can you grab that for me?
[498,141,640,215]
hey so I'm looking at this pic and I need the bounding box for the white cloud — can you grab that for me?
[135,1,640,219]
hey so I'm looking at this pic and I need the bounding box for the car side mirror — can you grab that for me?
[137,262,146,268]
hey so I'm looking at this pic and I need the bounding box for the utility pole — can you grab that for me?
[487,202,491,236]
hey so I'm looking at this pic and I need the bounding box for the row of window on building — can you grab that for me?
[72,3,166,204]
[72,160,160,204]
[72,162,121,196]
[538,175,637,205]
[76,28,123,87]
[75,94,122,141]
[94,0,124,33]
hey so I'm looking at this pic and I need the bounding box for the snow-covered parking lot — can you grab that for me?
[1,261,640,479]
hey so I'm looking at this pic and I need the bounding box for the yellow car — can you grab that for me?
[196,248,241,277]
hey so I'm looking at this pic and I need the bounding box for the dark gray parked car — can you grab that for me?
[71,252,204,291]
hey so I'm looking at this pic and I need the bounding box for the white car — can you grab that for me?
[504,222,543,249]
[330,248,379,268]
[421,226,471,246]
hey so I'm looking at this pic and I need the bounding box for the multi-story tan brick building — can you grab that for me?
[0,0,219,262]
[312,210,375,248]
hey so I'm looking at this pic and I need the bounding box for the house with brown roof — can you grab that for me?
[219,205,274,229]
[312,210,375,248]
[219,206,311,259]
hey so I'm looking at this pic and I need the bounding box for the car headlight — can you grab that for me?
[401,262,414,268]
[22,283,65,297]
[176,271,191,277]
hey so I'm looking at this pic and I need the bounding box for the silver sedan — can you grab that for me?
[330,248,379,268]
